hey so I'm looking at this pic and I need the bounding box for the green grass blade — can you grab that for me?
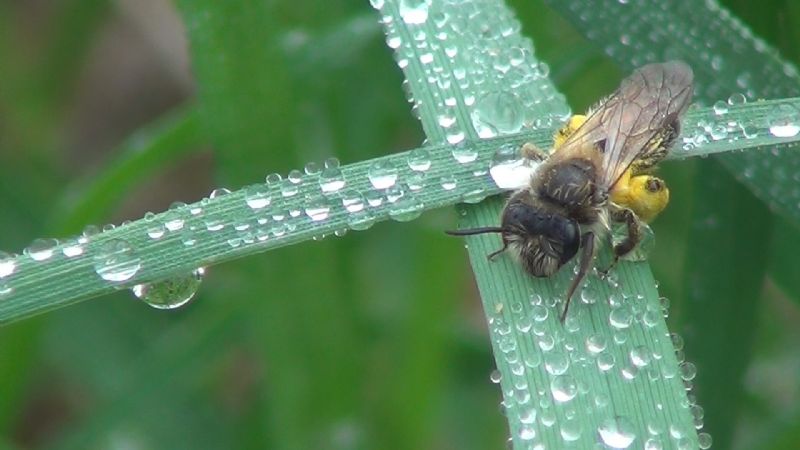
[540,2,800,446]
[374,0,697,447]
[0,97,797,321]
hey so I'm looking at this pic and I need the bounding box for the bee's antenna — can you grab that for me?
[444,227,504,236]
[560,232,596,323]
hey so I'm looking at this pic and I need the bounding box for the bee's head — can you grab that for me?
[503,201,580,265]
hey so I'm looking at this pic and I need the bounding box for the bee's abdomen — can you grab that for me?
[537,159,597,210]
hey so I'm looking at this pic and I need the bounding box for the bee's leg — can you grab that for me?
[487,241,509,261]
[560,231,596,323]
[520,142,548,162]
[601,207,642,275]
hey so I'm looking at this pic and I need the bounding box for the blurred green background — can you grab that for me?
[1,0,800,449]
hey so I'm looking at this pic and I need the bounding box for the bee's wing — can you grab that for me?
[555,61,694,191]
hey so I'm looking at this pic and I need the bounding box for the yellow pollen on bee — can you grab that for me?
[551,114,670,222]
[610,171,670,223]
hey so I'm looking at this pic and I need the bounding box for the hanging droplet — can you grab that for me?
[93,239,142,282]
[132,267,205,310]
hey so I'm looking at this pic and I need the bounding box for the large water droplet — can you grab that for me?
[93,239,142,282]
[407,148,432,171]
[62,240,85,258]
[0,252,16,278]
[132,267,205,309]
[304,195,331,221]
[368,160,398,189]
[451,142,478,163]
[320,158,346,193]
[489,143,537,189]
[768,103,800,137]
[550,375,578,402]
[245,184,272,209]
[597,416,636,449]
[471,92,524,138]
[388,193,424,222]
[25,238,58,261]
[398,0,431,24]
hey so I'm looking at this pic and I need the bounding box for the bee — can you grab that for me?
[447,61,694,322]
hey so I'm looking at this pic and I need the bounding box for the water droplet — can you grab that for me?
[439,175,457,190]
[597,353,615,371]
[489,143,536,189]
[388,194,424,222]
[132,268,205,309]
[712,100,728,115]
[0,252,16,278]
[347,211,375,231]
[245,184,272,209]
[471,92,524,138]
[560,417,582,441]
[518,426,536,441]
[62,240,85,258]
[519,407,537,424]
[609,306,633,329]
[341,190,366,213]
[586,334,607,354]
[551,375,578,402]
[93,239,142,282]
[398,0,431,24]
[164,203,186,231]
[407,148,432,171]
[768,103,800,137]
[630,346,652,368]
[304,195,331,221]
[25,238,58,261]
[597,416,636,449]
[368,160,398,189]
[727,93,747,106]
[680,362,697,381]
[544,352,569,375]
[147,224,166,239]
[644,438,664,450]
[304,161,321,175]
[205,219,225,232]
[281,171,303,197]
[210,188,231,199]
[181,227,198,246]
[698,432,712,449]
[320,158,346,193]
[451,142,478,164]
